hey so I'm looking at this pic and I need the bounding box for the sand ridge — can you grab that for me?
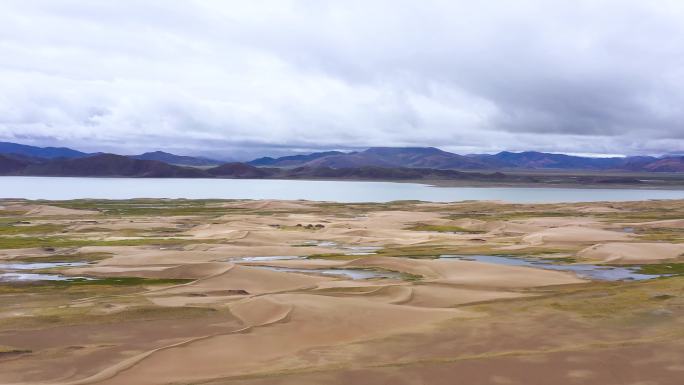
[578,242,684,263]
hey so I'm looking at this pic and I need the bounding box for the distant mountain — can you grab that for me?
[470,151,631,169]
[471,151,684,171]
[248,147,684,173]
[0,154,32,173]
[642,156,684,172]
[300,151,394,168]
[0,152,46,164]
[1,141,683,174]
[248,151,345,167]
[17,154,207,177]
[130,151,221,167]
[0,154,657,185]
[207,162,273,178]
[352,147,487,169]
[201,163,644,185]
[280,165,496,180]
[250,147,487,170]
[0,141,89,159]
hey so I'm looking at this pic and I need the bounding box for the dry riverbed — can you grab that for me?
[0,198,683,385]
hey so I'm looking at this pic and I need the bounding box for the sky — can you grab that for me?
[1,0,683,160]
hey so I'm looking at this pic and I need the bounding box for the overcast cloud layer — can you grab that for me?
[1,0,683,159]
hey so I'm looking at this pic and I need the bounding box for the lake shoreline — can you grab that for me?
[2,174,684,189]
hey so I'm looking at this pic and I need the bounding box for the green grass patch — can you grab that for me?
[634,263,684,276]
[307,253,361,260]
[12,252,112,263]
[0,276,193,288]
[0,236,220,249]
[372,245,570,258]
[400,272,423,281]
[634,227,684,243]
[46,199,228,216]
[44,199,291,217]
[539,256,578,264]
[0,210,29,217]
[531,277,684,320]
[0,345,31,356]
[446,211,580,221]
[0,305,218,330]
[0,224,67,235]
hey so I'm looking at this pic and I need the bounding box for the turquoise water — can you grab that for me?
[1,176,682,203]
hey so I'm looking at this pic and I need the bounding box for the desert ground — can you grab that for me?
[0,198,683,385]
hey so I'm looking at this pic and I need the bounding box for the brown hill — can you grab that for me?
[642,157,684,172]
[207,162,273,178]
[20,154,208,177]
[0,154,32,174]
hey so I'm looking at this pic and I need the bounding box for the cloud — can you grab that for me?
[0,0,683,158]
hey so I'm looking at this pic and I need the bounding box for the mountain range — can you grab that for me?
[0,142,222,167]
[1,153,656,187]
[1,141,683,174]
[247,147,684,172]
[0,141,88,159]
[129,151,221,167]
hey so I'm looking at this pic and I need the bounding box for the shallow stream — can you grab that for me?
[438,255,667,281]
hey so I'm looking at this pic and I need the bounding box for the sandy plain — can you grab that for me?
[0,198,683,385]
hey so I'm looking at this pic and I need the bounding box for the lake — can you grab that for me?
[0,176,682,203]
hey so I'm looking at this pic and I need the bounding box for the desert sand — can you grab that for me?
[0,198,683,385]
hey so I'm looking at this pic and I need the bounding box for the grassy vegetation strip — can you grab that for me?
[634,227,684,243]
[0,345,32,357]
[372,245,570,258]
[43,199,296,217]
[0,276,194,289]
[0,236,222,249]
[634,263,684,276]
[11,252,113,263]
[0,224,66,235]
[306,253,361,260]
[0,305,218,330]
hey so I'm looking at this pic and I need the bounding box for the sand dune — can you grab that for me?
[153,264,331,297]
[68,262,232,280]
[575,205,624,213]
[219,200,315,210]
[95,294,467,385]
[183,224,248,238]
[522,226,631,246]
[366,211,445,229]
[3,198,683,385]
[630,219,684,229]
[230,296,294,326]
[404,285,532,307]
[450,218,489,230]
[316,284,530,308]
[314,284,414,304]
[514,217,600,227]
[75,246,229,265]
[23,205,100,217]
[578,242,684,263]
[346,256,585,287]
